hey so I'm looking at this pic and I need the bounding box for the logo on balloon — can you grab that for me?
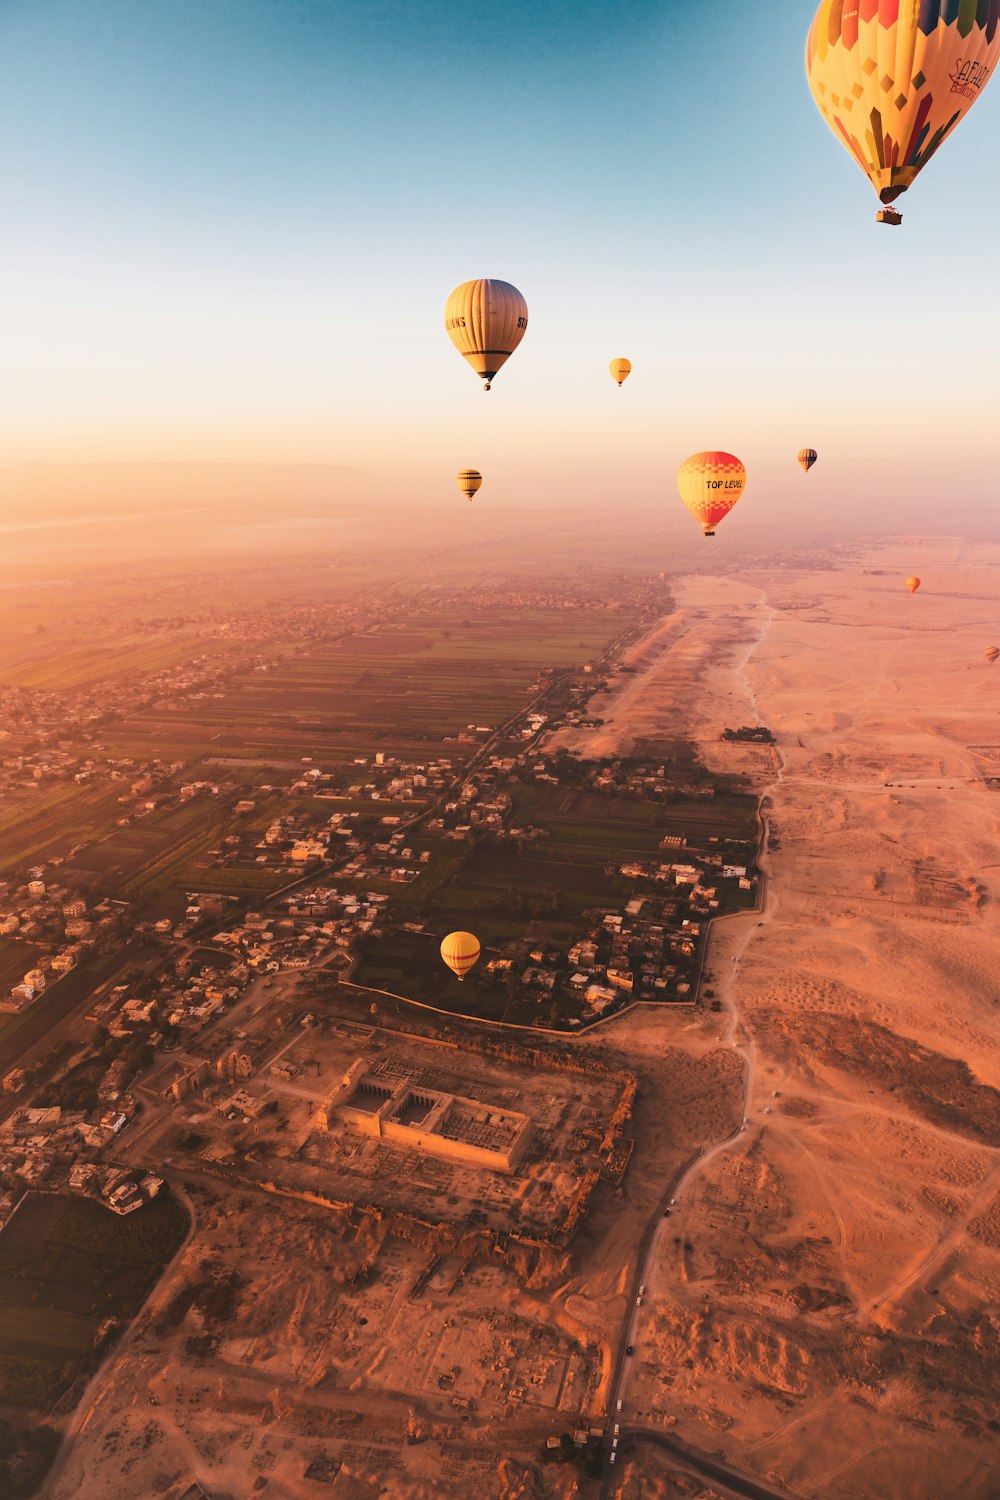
[950,59,990,98]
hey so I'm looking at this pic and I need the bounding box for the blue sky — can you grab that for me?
[0,0,995,530]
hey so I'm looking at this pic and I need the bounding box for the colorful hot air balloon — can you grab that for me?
[440,931,480,982]
[985,646,1000,664]
[677,452,747,538]
[798,448,818,473]
[610,358,632,387]
[444,279,528,391]
[805,0,1000,223]
[906,576,921,594]
[457,469,482,502]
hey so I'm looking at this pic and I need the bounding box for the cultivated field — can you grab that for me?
[0,1192,189,1408]
[352,779,759,1025]
[99,608,629,769]
[0,782,128,879]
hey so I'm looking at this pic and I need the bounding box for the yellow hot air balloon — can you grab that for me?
[806,0,1000,223]
[798,448,818,473]
[985,646,1000,664]
[610,358,632,387]
[440,931,480,982]
[677,452,747,538]
[444,279,528,391]
[906,576,921,593]
[457,469,482,502]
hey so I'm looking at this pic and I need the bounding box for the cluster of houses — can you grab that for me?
[0,1099,161,1225]
[0,874,131,1013]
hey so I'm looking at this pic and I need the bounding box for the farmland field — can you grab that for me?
[0,1192,189,1408]
[0,781,129,878]
[350,774,760,1024]
[0,631,231,691]
[62,795,293,917]
[0,937,42,995]
[99,607,636,770]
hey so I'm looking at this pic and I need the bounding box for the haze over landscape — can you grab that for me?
[0,3,997,1500]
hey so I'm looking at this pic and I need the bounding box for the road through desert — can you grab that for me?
[566,545,1000,1500]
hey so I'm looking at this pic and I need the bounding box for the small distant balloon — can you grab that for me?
[610,358,632,387]
[798,449,818,473]
[440,931,480,982]
[457,469,482,502]
[444,279,528,392]
[677,452,747,538]
[906,576,921,594]
[985,646,1000,665]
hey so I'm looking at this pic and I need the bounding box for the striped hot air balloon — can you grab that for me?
[806,0,1000,222]
[798,448,818,473]
[440,931,480,981]
[456,469,482,502]
[677,452,748,537]
[906,576,921,593]
[609,358,632,387]
[444,280,528,391]
[985,646,999,664]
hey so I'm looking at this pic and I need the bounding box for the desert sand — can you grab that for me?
[571,542,1000,1499]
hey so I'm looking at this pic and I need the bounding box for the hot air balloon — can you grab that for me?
[677,452,747,538]
[457,469,482,502]
[806,0,1000,224]
[985,646,1000,664]
[440,931,480,982]
[444,280,528,391]
[610,358,632,387]
[906,576,921,594]
[798,448,818,473]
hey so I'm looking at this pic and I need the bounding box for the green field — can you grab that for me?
[98,608,634,771]
[351,773,759,1025]
[0,939,42,996]
[62,795,294,918]
[0,781,129,879]
[0,1192,189,1409]
[0,631,231,691]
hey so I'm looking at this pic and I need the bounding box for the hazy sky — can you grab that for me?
[0,0,996,531]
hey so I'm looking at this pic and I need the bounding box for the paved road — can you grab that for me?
[620,1427,806,1500]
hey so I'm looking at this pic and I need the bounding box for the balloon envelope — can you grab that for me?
[440,931,481,981]
[677,452,747,537]
[457,469,482,502]
[798,448,818,472]
[444,280,528,390]
[985,647,1000,663]
[906,576,921,593]
[806,0,1000,208]
[610,358,632,387]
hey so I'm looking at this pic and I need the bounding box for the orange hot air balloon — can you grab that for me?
[457,469,482,502]
[985,646,1000,664]
[677,452,747,537]
[444,279,528,391]
[440,931,480,981]
[798,448,818,473]
[805,0,1000,223]
[906,576,921,594]
[610,358,632,387]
